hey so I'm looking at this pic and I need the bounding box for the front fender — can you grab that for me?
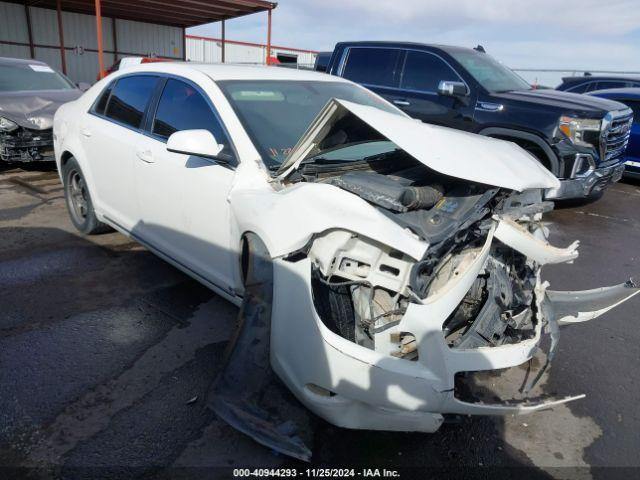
[230,182,428,261]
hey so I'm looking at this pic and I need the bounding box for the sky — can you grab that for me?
[188,0,640,87]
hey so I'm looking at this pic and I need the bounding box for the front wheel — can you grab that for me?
[62,157,111,235]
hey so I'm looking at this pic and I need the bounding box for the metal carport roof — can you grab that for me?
[4,0,277,78]
[11,0,276,27]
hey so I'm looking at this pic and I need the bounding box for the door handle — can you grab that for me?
[136,149,154,163]
[80,128,92,137]
[393,99,411,106]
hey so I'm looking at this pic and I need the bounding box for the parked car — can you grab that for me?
[589,88,640,178]
[324,42,633,200]
[313,51,332,72]
[100,56,170,80]
[0,57,81,163]
[557,74,640,93]
[54,62,639,460]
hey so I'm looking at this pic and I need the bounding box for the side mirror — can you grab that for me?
[167,129,225,160]
[438,80,468,97]
[76,82,91,92]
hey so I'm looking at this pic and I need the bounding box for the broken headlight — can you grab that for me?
[0,116,18,132]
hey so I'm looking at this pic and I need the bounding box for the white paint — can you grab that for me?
[495,217,580,264]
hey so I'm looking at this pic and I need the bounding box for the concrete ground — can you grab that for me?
[0,164,638,479]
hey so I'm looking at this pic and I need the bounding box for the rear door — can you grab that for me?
[338,46,403,104]
[392,50,475,130]
[82,74,160,230]
[134,76,238,293]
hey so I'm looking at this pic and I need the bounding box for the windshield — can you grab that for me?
[448,51,531,93]
[218,80,403,167]
[0,63,75,92]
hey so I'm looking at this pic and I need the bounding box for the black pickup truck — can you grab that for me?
[324,42,633,200]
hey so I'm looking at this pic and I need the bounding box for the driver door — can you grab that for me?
[134,77,238,294]
[387,50,476,131]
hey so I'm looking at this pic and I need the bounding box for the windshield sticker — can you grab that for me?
[269,147,292,159]
[231,90,285,101]
[29,64,54,73]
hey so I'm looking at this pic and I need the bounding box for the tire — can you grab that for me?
[62,156,111,235]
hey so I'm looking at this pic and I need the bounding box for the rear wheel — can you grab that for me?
[62,157,111,235]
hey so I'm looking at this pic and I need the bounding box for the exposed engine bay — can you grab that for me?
[293,154,547,365]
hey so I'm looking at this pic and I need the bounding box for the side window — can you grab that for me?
[105,75,158,129]
[623,101,640,123]
[341,47,401,88]
[596,81,625,90]
[400,51,461,92]
[568,82,591,93]
[152,78,234,158]
[93,82,113,115]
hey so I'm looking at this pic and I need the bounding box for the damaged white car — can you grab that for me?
[53,63,639,461]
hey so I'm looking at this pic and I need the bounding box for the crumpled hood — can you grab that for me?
[278,99,560,191]
[0,89,81,130]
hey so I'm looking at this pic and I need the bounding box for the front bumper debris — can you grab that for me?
[274,220,636,455]
[0,127,54,163]
[210,207,638,460]
[545,162,625,200]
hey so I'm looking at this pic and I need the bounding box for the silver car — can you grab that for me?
[0,57,81,163]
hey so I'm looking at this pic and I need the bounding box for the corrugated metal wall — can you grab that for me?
[0,1,182,84]
[0,2,31,59]
[186,36,317,68]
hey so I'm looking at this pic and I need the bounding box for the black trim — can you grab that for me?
[478,127,560,175]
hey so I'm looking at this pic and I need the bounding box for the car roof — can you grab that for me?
[589,87,640,99]
[0,56,48,67]
[118,62,347,82]
[335,40,476,54]
[561,75,640,84]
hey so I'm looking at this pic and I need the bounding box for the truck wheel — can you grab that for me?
[62,157,111,235]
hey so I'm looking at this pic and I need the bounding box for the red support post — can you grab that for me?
[24,2,35,59]
[56,0,67,74]
[221,19,225,63]
[95,0,105,79]
[266,8,272,65]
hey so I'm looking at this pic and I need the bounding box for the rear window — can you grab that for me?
[105,75,159,129]
[342,47,401,88]
[596,81,627,90]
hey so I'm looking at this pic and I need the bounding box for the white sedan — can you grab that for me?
[53,63,639,460]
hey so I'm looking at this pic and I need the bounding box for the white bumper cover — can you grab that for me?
[269,218,639,432]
